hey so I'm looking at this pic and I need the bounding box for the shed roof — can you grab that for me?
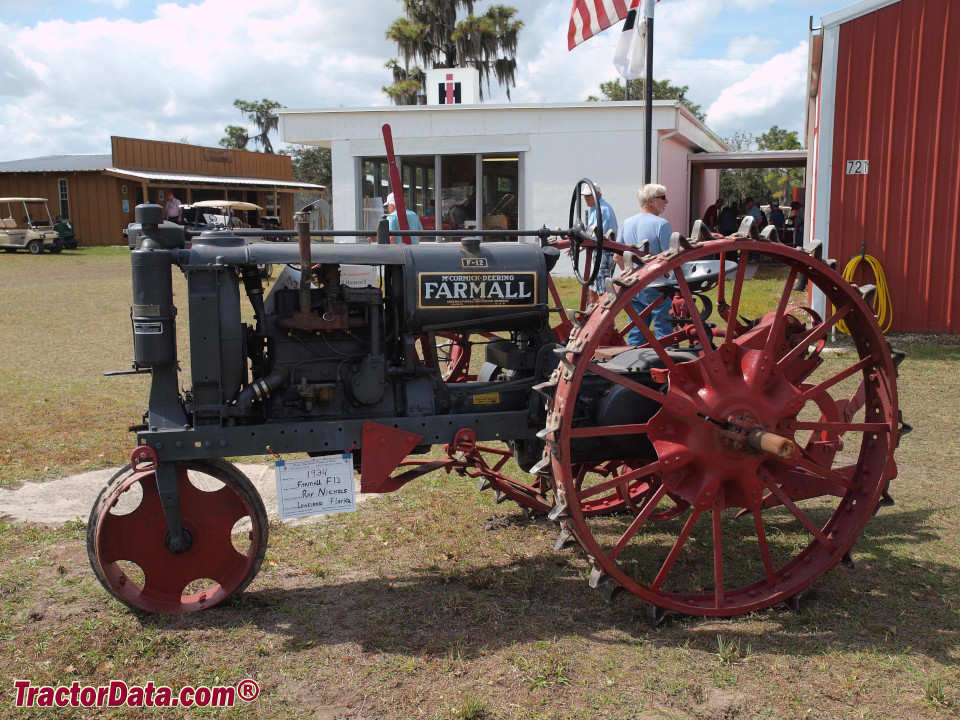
[0,154,112,173]
[103,167,324,191]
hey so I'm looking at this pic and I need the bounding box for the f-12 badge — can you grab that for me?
[462,257,488,268]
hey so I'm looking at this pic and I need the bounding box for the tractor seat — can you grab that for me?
[646,259,738,294]
[601,346,699,374]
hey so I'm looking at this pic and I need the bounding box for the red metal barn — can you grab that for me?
[807,0,960,332]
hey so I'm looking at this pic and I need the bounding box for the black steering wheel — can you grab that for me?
[567,178,604,286]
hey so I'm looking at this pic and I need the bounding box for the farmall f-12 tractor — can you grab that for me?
[87,184,904,620]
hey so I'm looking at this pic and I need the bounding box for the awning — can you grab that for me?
[103,167,324,191]
[688,150,808,169]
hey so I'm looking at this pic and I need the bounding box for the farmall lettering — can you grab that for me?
[418,271,537,308]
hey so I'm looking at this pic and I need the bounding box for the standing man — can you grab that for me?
[744,196,764,228]
[717,201,738,236]
[790,201,805,247]
[617,184,673,342]
[769,200,785,232]
[582,183,618,305]
[385,192,422,244]
[164,191,182,224]
[702,197,722,231]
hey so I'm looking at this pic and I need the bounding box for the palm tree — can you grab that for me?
[233,99,283,154]
[384,0,522,105]
[219,125,250,151]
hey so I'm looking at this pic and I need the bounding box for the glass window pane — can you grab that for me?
[481,155,519,237]
[359,156,388,232]
[58,179,69,219]
[440,154,476,233]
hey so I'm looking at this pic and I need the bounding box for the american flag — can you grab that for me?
[568,0,660,51]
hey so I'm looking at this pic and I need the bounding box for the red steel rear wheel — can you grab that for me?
[545,238,899,616]
[87,459,268,614]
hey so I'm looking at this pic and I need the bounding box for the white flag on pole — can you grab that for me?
[613,0,657,80]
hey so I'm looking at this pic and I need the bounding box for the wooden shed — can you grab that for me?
[0,136,325,246]
[807,0,960,332]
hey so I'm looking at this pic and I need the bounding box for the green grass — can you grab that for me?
[0,248,959,719]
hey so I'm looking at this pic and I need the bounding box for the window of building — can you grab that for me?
[58,179,69,219]
[359,156,390,231]
[400,155,434,218]
[481,155,519,234]
[440,154,476,232]
[356,152,522,239]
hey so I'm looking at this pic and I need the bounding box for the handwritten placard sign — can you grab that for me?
[275,455,356,519]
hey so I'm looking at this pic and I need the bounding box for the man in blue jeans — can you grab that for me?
[617,184,673,342]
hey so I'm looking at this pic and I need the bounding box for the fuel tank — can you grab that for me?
[398,240,550,333]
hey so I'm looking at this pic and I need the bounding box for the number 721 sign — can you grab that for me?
[846,160,869,175]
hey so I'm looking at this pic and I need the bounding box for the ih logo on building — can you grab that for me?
[426,68,480,105]
[439,74,461,104]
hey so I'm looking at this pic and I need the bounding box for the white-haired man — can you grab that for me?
[385,192,422,244]
[617,183,673,342]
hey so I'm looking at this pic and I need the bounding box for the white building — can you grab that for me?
[278,98,728,240]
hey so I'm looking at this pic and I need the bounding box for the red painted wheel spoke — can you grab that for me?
[712,509,725,608]
[722,254,749,343]
[577,459,661,501]
[675,271,715,353]
[623,302,677,366]
[179,476,250,540]
[585,361,667,405]
[782,451,863,493]
[760,265,800,361]
[764,481,837,553]
[141,571,191,606]
[97,501,166,568]
[651,509,702,591]
[569,422,649,439]
[716,250,728,307]
[800,356,875,401]
[608,483,668,560]
[774,302,854,372]
[752,508,778,588]
[791,420,890,434]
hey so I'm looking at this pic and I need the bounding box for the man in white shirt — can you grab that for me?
[617,184,673,341]
[164,191,182,223]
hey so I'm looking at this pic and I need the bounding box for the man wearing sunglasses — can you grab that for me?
[617,183,673,342]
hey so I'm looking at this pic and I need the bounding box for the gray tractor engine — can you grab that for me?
[125,204,658,480]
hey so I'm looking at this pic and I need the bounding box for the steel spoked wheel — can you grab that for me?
[87,459,268,614]
[546,238,899,616]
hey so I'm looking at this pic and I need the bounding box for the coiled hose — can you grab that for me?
[837,249,892,333]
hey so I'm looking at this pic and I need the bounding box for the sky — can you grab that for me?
[0,0,851,162]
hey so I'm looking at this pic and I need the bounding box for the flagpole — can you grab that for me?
[644,15,654,184]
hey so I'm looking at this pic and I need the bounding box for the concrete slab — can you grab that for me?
[0,463,372,527]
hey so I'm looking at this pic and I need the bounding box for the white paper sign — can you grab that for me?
[275,454,356,519]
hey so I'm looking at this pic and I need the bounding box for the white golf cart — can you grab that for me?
[189,200,274,278]
[0,197,63,254]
